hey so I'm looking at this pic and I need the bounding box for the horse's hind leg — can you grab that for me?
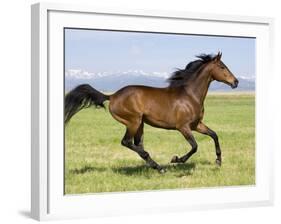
[171,126,198,163]
[134,121,144,147]
[195,122,222,166]
[121,122,165,173]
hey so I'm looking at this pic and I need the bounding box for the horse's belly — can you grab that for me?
[143,114,176,130]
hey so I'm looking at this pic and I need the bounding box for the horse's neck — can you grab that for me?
[185,66,212,105]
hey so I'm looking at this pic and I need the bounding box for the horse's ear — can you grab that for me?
[214,52,222,62]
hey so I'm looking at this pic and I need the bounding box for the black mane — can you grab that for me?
[167,54,215,87]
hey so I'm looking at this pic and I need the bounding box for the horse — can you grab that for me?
[65,52,239,173]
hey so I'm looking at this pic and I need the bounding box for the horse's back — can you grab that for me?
[113,85,166,96]
[110,85,167,103]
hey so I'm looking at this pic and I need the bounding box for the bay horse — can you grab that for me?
[65,52,239,173]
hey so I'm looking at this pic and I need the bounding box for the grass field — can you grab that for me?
[64,93,255,194]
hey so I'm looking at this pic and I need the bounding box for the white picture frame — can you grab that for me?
[31,2,274,221]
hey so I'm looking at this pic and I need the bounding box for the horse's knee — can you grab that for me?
[191,144,198,153]
[209,131,218,141]
[212,134,218,142]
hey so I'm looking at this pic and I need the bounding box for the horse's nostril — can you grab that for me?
[233,79,239,87]
[231,79,239,89]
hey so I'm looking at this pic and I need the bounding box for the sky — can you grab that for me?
[64,28,256,78]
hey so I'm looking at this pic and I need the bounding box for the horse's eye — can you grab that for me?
[220,66,225,69]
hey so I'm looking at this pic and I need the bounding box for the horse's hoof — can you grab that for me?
[171,155,179,163]
[215,159,222,166]
[158,168,166,174]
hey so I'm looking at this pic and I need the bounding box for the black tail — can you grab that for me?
[64,84,110,123]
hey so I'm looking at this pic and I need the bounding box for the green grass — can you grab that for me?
[65,93,255,194]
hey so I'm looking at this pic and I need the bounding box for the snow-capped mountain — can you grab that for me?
[65,69,170,79]
[65,69,255,92]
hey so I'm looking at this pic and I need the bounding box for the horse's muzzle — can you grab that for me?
[231,79,239,89]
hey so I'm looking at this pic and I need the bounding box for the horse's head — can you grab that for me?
[209,52,239,89]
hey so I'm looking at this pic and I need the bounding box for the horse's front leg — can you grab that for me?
[171,126,198,163]
[195,122,222,166]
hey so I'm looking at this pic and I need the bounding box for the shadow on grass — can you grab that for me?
[112,164,150,175]
[169,162,196,177]
[198,160,212,165]
[112,162,196,176]
[69,162,197,176]
[70,165,107,174]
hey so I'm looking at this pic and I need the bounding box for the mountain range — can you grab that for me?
[65,69,255,92]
